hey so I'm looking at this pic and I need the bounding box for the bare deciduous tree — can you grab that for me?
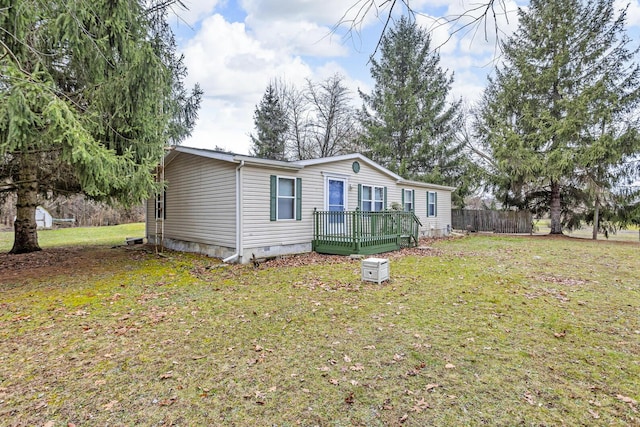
[304,75,359,159]
[271,75,359,160]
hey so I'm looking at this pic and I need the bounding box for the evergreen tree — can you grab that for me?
[475,0,640,235]
[0,0,201,253]
[250,83,288,160]
[359,16,466,191]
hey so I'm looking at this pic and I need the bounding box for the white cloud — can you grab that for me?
[240,0,385,26]
[616,0,640,27]
[183,14,312,99]
[172,0,221,26]
[184,98,253,154]
[245,18,349,57]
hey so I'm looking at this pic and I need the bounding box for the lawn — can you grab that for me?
[0,230,638,426]
[0,223,146,252]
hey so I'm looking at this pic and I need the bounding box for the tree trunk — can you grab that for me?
[592,194,599,240]
[549,181,563,235]
[10,154,41,254]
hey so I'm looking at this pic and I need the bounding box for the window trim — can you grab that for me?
[361,184,385,212]
[427,191,438,217]
[403,189,415,212]
[276,176,296,221]
[270,175,302,221]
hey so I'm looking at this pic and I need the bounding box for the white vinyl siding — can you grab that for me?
[146,154,236,247]
[243,168,311,249]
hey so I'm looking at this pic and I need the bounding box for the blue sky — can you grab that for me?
[169,0,640,155]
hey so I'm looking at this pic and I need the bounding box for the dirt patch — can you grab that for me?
[0,245,150,284]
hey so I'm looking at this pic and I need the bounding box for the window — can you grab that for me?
[403,189,414,212]
[270,175,302,221]
[361,185,385,212]
[277,177,295,220]
[427,191,438,217]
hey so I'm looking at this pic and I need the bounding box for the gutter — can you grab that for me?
[224,160,245,263]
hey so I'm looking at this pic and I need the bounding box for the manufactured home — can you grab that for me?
[146,147,454,263]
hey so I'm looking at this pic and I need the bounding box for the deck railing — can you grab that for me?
[312,209,422,255]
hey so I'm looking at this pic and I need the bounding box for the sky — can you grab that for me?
[169,0,640,155]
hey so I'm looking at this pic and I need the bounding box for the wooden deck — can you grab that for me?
[312,209,422,255]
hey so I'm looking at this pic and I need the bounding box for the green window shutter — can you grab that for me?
[411,190,415,212]
[383,187,387,210]
[434,192,438,217]
[296,178,302,221]
[270,175,277,221]
[401,189,405,208]
[357,184,362,209]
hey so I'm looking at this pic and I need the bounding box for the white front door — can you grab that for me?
[326,177,347,234]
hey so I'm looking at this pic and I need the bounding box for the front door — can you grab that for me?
[327,177,347,234]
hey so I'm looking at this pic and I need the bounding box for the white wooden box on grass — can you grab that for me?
[361,257,389,284]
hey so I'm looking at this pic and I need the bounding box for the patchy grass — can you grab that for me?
[0,223,145,252]
[0,235,638,426]
[533,219,640,242]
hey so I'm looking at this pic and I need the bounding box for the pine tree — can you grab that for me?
[250,83,288,160]
[475,0,640,235]
[0,0,201,253]
[359,16,466,188]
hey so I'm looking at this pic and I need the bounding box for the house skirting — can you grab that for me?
[149,236,236,260]
[149,236,312,264]
[246,242,312,262]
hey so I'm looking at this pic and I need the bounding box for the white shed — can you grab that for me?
[36,206,53,229]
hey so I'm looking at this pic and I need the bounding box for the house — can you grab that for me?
[146,147,455,263]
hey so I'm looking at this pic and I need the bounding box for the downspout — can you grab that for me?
[223,160,245,263]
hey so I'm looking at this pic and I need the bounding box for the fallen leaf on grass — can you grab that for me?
[344,392,354,405]
[445,363,456,369]
[588,409,600,419]
[158,397,177,406]
[524,393,536,405]
[343,355,351,363]
[617,394,637,407]
[159,372,173,380]
[329,378,339,385]
[411,397,430,413]
[553,331,566,338]
[103,400,119,411]
[399,413,409,423]
[350,363,364,371]
[425,384,440,391]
